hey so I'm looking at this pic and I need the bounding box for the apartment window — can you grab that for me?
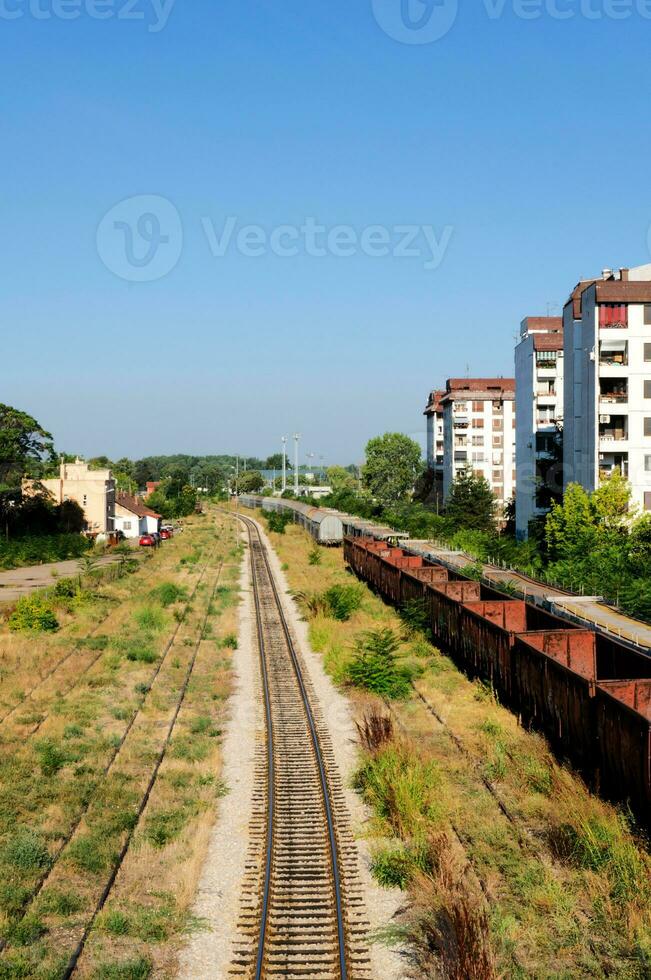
[455,402,468,412]
[645,493,651,512]
[493,419,503,431]
[472,435,484,446]
[473,418,484,429]
[645,456,651,473]
[645,418,651,438]
[645,305,651,326]
[645,344,651,362]
[493,436,503,448]
[83,495,87,506]
[645,381,651,399]
[123,521,132,530]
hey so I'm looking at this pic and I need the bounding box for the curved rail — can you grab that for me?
[233,512,361,979]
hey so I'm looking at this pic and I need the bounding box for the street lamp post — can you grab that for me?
[281,436,287,493]
[293,433,300,496]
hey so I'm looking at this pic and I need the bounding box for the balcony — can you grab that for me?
[454,419,469,429]
[599,453,628,480]
[599,379,628,405]
[599,414,628,443]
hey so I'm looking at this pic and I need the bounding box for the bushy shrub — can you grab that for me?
[322,584,362,621]
[347,628,412,699]
[149,582,187,607]
[267,511,293,534]
[0,533,91,570]
[8,594,59,633]
[2,829,51,872]
[133,605,166,633]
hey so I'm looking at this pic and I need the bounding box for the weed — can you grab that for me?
[0,882,31,915]
[100,909,130,935]
[94,958,151,980]
[2,829,51,872]
[354,744,443,840]
[356,709,394,754]
[5,915,45,946]
[65,833,110,874]
[371,845,415,889]
[219,632,238,649]
[347,628,411,700]
[190,715,219,736]
[124,644,157,664]
[36,739,68,776]
[63,724,84,740]
[8,594,59,633]
[144,808,189,848]
[308,547,322,566]
[400,598,431,638]
[37,888,82,917]
[149,582,187,607]
[135,683,150,695]
[133,605,166,633]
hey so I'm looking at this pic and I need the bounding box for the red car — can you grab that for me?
[160,529,172,540]
[139,533,156,547]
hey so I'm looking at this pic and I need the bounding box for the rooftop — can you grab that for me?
[116,492,162,519]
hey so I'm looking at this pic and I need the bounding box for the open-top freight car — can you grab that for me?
[344,533,651,824]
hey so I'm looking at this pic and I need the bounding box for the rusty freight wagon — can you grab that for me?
[400,564,450,609]
[458,601,580,707]
[513,630,599,770]
[595,680,651,817]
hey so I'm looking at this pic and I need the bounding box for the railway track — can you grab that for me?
[230,513,371,980]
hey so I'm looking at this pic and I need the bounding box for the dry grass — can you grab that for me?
[0,511,242,979]
[265,517,651,979]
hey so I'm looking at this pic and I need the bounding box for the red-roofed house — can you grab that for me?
[114,492,162,539]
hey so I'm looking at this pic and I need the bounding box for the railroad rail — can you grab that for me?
[230,513,371,979]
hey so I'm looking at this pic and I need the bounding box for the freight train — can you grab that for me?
[345,535,651,824]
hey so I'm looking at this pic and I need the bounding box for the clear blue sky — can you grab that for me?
[2,0,650,465]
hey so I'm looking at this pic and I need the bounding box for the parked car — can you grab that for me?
[139,533,155,547]
[160,529,172,540]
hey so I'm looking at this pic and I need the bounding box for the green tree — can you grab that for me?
[629,514,651,575]
[545,482,595,563]
[362,433,422,507]
[591,471,634,532]
[445,469,497,533]
[0,405,53,487]
[326,465,356,493]
[236,470,265,493]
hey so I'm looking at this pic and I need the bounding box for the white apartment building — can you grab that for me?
[563,264,651,512]
[424,389,445,472]
[515,317,564,539]
[441,378,516,509]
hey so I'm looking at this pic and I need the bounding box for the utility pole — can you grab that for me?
[281,436,287,493]
[293,433,300,496]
